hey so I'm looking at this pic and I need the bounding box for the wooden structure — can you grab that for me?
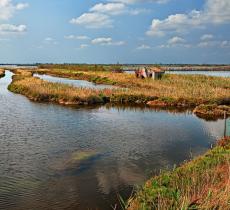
[135,67,165,80]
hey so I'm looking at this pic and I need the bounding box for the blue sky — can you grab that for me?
[0,0,229,64]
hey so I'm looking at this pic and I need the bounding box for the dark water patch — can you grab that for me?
[0,71,226,209]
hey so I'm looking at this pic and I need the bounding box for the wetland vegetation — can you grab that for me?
[127,137,230,210]
[1,67,229,209]
[0,69,5,78]
[7,65,230,119]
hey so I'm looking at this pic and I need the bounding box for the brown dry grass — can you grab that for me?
[33,68,230,106]
[0,69,5,78]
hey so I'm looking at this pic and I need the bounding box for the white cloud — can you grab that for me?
[90,3,126,15]
[90,2,149,16]
[147,11,203,36]
[198,39,230,48]
[70,1,150,29]
[158,36,191,48]
[204,0,230,24]
[200,34,214,41]
[109,0,169,4]
[136,44,151,50]
[70,13,113,28]
[168,36,185,45]
[0,24,26,33]
[78,44,89,49]
[220,40,230,48]
[64,35,90,40]
[147,0,230,37]
[91,37,125,45]
[0,0,28,20]
[44,37,58,45]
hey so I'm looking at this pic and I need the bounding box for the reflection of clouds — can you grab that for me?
[201,119,225,139]
[96,162,146,195]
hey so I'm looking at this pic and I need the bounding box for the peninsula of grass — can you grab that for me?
[8,67,230,118]
[0,69,5,78]
[126,137,230,210]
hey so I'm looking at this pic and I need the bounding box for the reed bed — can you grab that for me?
[8,75,113,105]
[0,69,5,78]
[33,68,230,106]
[127,137,230,210]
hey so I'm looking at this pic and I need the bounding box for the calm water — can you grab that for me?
[34,74,116,89]
[125,70,230,77]
[0,71,225,210]
[166,70,230,77]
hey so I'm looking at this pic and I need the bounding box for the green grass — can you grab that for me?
[127,137,230,210]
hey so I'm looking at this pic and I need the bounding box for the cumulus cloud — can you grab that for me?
[64,35,90,40]
[90,3,126,15]
[90,2,149,16]
[0,24,26,33]
[198,39,230,48]
[78,44,89,49]
[158,36,190,48]
[168,36,185,45]
[136,44,151,50]
[0,0,28,20]
[44,37,58,45]
[70,13,113,28]
[91,37,125,45]
[200,34,214,41]
[109,0,169,4]
[220,40,230,48]
[147,0,230,37]
[70,2,149,28]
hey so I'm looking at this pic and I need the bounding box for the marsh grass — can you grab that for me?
[127,137,230,210]
[0,69,5,78]
[8,76,110,105]
[33,68,230,106]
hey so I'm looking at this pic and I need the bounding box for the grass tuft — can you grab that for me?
[127,137,230,210]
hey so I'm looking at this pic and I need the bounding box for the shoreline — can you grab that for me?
[0,69,5,78]
[127,137,230,210]
[6,68,230,120]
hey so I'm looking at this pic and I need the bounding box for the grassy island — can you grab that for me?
[7,66,230,118]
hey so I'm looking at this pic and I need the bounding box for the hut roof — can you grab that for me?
[149,67,164,73]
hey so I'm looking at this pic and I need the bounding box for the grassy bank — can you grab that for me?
[7,68,230,118]
[34,68,229,104]
[8,75,112,105]
[0,69,5,78]
[126,137,230,210]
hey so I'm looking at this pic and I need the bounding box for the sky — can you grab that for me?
[0,0,230,64]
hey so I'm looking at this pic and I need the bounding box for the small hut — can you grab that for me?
[135,66,165,80]
[149,67,165,80]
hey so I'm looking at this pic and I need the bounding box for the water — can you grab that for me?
[0,71,225,210]
[125,70,230,77]
[166,70,230,77]
[34,74,116,89]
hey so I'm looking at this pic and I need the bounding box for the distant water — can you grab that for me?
[34,74,117,89]
[0,71,225,210]
[125,70,230,77]
[166,71,230,77]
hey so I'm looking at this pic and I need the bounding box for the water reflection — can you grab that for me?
[0,71,225,210]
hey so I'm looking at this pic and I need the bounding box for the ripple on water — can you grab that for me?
[0,71,225,210]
